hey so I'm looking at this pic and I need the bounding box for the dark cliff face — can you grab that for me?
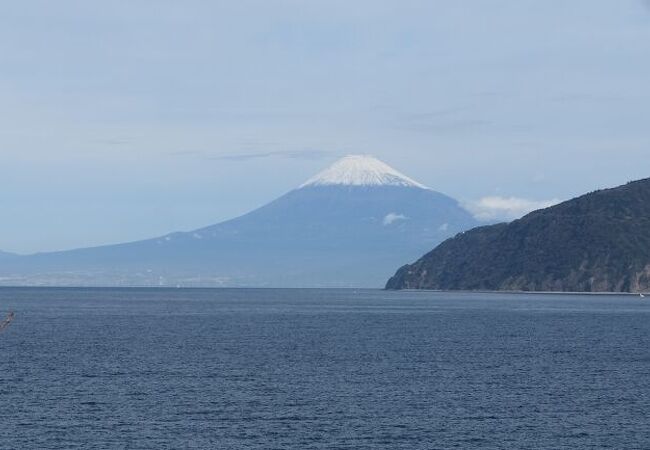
[387,178,650,293]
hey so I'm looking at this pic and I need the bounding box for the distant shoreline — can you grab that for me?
[0,285,645,296]
[394,289,645,296]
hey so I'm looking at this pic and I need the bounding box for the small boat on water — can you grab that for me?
[0,311,15,332]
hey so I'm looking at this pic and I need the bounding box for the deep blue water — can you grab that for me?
[1,288,649,449]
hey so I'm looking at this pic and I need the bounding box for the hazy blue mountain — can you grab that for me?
[387,177,650,293]
[1,155,478,287]
[0,251,16,260]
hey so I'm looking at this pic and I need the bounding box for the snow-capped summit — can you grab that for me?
[299,155,429,189]
[2,153,478,288]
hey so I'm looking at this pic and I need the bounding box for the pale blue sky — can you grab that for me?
[2,0,650,253]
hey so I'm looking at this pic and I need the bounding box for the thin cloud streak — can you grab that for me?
[207,150,335,162]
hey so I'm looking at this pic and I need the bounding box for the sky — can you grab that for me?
[1,0,650,254]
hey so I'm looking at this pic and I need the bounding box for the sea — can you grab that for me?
[1,287,649,449]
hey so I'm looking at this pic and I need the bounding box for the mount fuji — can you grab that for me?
[0,251,16,261]
[0,155,478,287]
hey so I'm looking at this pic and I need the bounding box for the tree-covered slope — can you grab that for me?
[387,178,650,292]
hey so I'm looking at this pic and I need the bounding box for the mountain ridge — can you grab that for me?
[386,177,650,293]
[0,156,479,287]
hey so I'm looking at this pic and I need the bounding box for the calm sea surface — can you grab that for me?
[1,288,649,449]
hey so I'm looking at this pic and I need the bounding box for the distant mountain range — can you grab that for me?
[387,177,650,293]
[0,251,16,261]
[0,155,478,287]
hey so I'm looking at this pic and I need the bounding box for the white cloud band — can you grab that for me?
[464,196,561,222]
